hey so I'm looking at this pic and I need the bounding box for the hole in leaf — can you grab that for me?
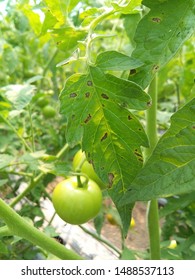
[69,92,77,98]
[85,92,90,98]
[101,93,109,100]
[87,80,93,86]
[101,132,108,142]
[84,114,92,124]
[108,173,114,188]
[152,17,161,23]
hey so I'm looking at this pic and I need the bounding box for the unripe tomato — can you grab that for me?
[52,176,102,225]
[73,150,106,189]
[42,105,56,118]
[36,96,49,108]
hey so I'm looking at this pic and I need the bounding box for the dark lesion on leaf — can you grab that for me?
[128,115,133,120]
[84,114,92,124]
[101,132,108,142]
[147,100,152,107]
[152,17,161,23]
[72,114,76,120]
[87,80,93,86]
[108,172,114,188]
[152,65,159,72]
[101,93,109,100]
[134,149,143,162]
[69,92,77,98]
[85,92,90,98]
[129,69,136,75]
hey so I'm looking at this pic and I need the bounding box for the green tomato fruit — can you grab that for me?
[36,96,49,108]
[52,176,102,225]
[42,105,56,119]
[73,150,106,189]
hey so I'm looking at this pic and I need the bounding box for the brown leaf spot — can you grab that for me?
[101,93,109,100]
[152,17,161,23]
[69,92,77,98]
[108,173,114,188]
[128,115,133,120]
[152,65,159,72]
[192,126,195,129]
[84,114,92,124]
[85,92,90,98]
[129,69,136,75]
[101,132,108,142]
[87,80,93,86]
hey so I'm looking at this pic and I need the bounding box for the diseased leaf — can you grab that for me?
[120,98,195,206]
[51,26,87,52]
[60,66,150,237]
[96,51,143,71]
[44,0,67,23]
[129,0,195,88]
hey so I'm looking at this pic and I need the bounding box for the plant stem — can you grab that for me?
[0,198,83,260]
[28,105,35,152]
[145,75,161,260]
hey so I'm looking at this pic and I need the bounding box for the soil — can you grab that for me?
[100,201,149,252]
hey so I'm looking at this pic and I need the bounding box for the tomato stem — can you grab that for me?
[144,74,161,260]
[0,198,83,260]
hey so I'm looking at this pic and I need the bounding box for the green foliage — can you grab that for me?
[120,98,195,205]
[128,0,195,89]
[0,0,194,260]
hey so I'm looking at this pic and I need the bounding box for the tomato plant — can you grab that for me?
[52,176,102,225]
[0,0,194,261]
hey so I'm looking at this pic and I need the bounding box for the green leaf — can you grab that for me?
[51,26,87,52]
[129,0,195,88]
[0,154,14,169]
[44,0,67,23]
[120,98,195,205]
[96,51,143,71]
[40,10,57,36]
[1,84,35,110]
[60,66,150,237]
